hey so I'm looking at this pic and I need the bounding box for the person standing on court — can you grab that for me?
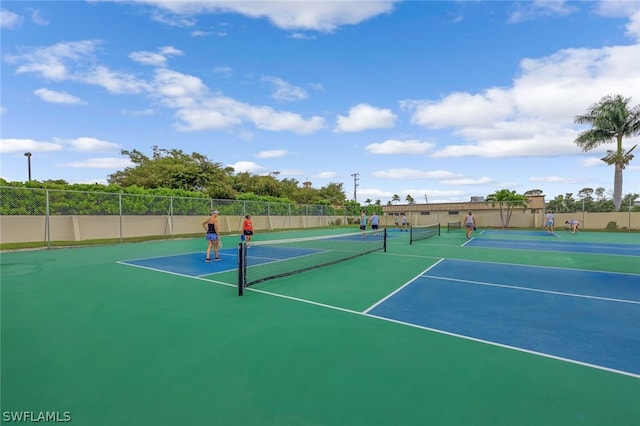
[401,213,408,232]
[544,210,555,234]
[465,211,476,239]
[242,214,254,246]
[202,210,221,262]
[359,209,368,237]
[394,214,399,228]
[370,212,380,235]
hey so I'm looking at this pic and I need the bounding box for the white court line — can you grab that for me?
[241,282,640,380]
[117,253,640,379]
[116,260,237,280]
[363,258,445,313]
[424,274,640,305]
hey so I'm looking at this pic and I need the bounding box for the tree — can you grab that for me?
[485,189,528,228]
[391,194,400,204]
[524,189,543,196]
[405,194,415,204]
[574,95,640,210]
[109,146,236,198]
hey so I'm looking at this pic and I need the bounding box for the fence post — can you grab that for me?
[45,189,50,248]
[119,192,123,244]
[170,196,174,239]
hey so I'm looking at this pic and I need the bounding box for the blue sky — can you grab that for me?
[1,0,639,204]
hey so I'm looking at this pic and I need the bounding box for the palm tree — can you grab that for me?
[485,189,528,228]
[574,95,640,210]
[405,194,415,204]
[391,194,400,204]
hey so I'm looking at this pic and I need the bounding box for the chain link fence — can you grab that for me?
[0,186,363,247]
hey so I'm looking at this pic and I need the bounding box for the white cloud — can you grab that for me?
[6,40,98,81]
[335,103,397,132]
[130,46,183,67]
[262,76,308,102]
[34,88,86,105]
[372,168,462,180]
[229,161,264,173]
[366,139,435,155]
[0,8,22,29]
[131,0,399,32]
[213,66,233,76]
[29,8,49,26]
[256,149,288,159]
[440,177,494,186]
[530,175,584,184]
[315,171,337,179]
[59,137,121,152]
[508,0,578,24]
[0,138,63,153]
[579,157,607,167]
[56,157,132,169]
[403,43,640,159]
[122,108,157,117]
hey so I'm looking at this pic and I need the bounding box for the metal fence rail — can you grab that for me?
[0,186,364,246]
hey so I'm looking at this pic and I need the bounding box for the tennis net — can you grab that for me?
[447,221,461,233]
[409,223,440,244]
[237,228,387,295]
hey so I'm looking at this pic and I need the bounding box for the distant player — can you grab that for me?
[359,209,367,237]
[566,219,580,233]
[465,211,476,239]
[370,212,380,235]
[242,214,254,246]
[544,210,555,234]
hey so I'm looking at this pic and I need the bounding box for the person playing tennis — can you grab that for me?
[465,211,476,239]
[202,210,221,262]
[242,214,254,246]
[359,209,368,237]
[566,219,580,233]
[370,212,380,235]
[544,210,555,234]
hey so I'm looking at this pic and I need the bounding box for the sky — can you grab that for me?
[1,0,639,205]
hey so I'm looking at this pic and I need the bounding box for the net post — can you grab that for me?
[237,242,245,296]
[383,228,387,252]
[409,225,413,245]
[438,223,441,236]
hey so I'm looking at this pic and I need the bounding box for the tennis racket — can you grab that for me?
[240,234,246,242]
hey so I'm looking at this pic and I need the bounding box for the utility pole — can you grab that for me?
[424,194,428,204]
[351,173,360,202]
[24,152,32,181]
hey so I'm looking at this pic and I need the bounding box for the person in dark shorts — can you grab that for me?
[242,214,254,246]
[202,210,221,262]
[370,212,380,234]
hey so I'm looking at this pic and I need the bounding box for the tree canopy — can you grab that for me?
[574,94,640,210]
[106,146,347,206]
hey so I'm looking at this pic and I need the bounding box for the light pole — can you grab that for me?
[351,173,359,202]
[24,152,32,181]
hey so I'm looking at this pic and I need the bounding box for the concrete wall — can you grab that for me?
[1,212,638,245]
[0,215,344,244]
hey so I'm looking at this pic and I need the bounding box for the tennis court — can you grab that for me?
[1,226,639,425]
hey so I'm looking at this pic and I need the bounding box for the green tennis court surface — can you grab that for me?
[2,228,639,425]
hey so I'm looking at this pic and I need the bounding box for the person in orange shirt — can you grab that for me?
[242,214,254,246]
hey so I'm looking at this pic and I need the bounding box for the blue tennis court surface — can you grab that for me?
[366,259,640,376]
[467,238,640,256]
[119,249,237,276]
